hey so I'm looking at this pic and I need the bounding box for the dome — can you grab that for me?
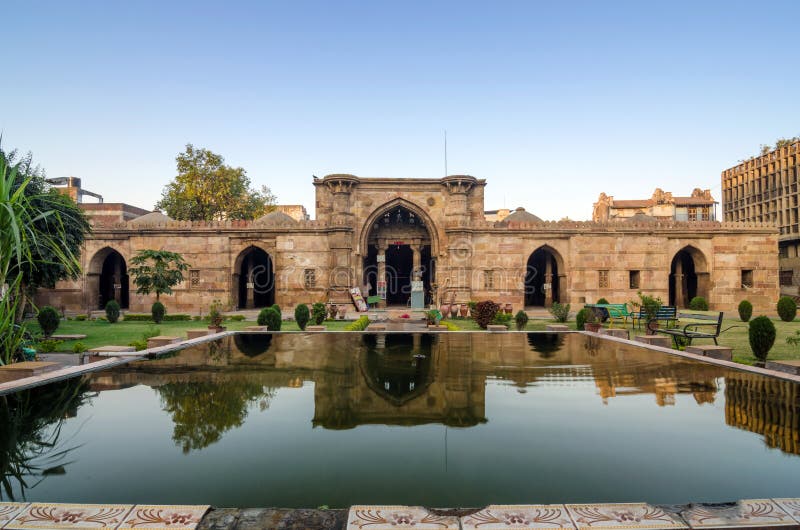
[256,210,298,226]
[502,207,543,224]
[128,211,172,225]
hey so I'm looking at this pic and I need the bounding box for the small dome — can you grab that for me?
[503,207,543,224]
[624,212,658,223]
[129,211,172,225]
[257,210,298,226]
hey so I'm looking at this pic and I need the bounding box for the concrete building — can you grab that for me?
[38,174,778,314]
[593,188,717,223]
[722,140,800,294]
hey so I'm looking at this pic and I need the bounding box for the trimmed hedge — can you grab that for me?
[688,297,709,311]
[737,300,753,322]
[294,304,310,330]
[124,313,192,322]
[777,296,797,322]
[37,306,60,338]
[258,307,281,331]
[749,316,776,361]
[514,310,529,330]
[312,302,327,325]
[105,300,120,323]
[344,315,370,331]
[151,301,166,324]
[575,308,589,330]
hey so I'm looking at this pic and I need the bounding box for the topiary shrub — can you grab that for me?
[258,307,281,331]
[37,306,60,338]
[312,302,326,325]
[689,296,709,311]
[596,298,609,305]
[548,302,571,323]
[749,316,776,361]
[105,300,120,323]
[294,304,310,330]
[575,308,589,331]
[344,315,370,331]
[473,300,500,329]
[777,296,797,322]
[151,301,166,324]
[514,310,529,331]
[271,304,281,317]
[738,300,753,322]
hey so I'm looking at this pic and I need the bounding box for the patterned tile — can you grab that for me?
[565,503,687,530]
[6,503,133,530]
[347,505,459,529]
[461,504,575,529]
[1,504,30,528]
[118,505,209,530]
[773,499,800,524]
[680,499,796,528]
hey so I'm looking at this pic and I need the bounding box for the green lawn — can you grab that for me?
[25,313,798,366]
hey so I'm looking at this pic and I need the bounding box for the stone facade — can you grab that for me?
[722,140,800,295]
[593,188,717,222]
[37,174,778,314]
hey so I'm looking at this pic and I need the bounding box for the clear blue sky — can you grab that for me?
[3,0,799,221]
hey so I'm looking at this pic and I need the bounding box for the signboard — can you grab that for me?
[411,280,424,292]
[113,284,122,289]
[246,282,255,289]
[543,283,551,291]
[377,281,387,300]
[376,254,386,263]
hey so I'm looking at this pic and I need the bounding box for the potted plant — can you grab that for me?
[636,292,662,335]
[207,300,226,332]
[583,308,602,332]
[459,303,468,317]
[425,309,442,327]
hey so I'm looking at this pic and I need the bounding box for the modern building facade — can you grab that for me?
[38,174,778,314]
[722,141,800,294]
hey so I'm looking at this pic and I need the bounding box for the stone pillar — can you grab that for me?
[544,257,553,308]
[411,240,421,280]
[674,258,684,308]
[113,260,122,304]
[245,259,255,309]
[377,239,388,308]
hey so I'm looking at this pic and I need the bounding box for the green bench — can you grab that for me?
[585,303,632,328]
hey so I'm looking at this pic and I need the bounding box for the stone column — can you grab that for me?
[544,257,553,307]
[674,258,684,308]
[377,239,388,308]
[113,260,122,304]
[245,259,255,309]
[411,240,421,280]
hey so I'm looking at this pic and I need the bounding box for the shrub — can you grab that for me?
[491,311,513,328]
[228,314,246,322]
[144,326,161,339]
[151,301,166,324]
[37,306,60,338]
[596,298,609,305]
[105,300,120,323]
[129,339,148,351]
[441,320,460,331]
[514,310,529,331]
[123,313,191,322]
[74,314,87,321]
[271,304,281,316]
[749,316,776,361]
[37,339,63,353]
[344,315,370,331]
[258,307,281,331]
[777,296,797,322]
[294,304,310,330]
[738,300,753,322]
[473,300,500,329]
[636,292,662,321]
[689,296,709,311]
[192,315,202,321]
[575,308,589,330]
[72,342,87,354]
[548,302,570,323]
[312,302,327,325]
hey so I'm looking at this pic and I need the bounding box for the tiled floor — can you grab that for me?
[0,504,208,530]
[346,500,800,530]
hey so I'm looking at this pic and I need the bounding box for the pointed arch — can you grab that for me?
[232,245,275,309]
[524,245,566,307]
[87,247,130,309]
[669,245,709,308]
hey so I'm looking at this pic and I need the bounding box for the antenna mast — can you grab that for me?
[444,130,448,177]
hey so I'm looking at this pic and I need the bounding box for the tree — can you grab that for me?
[128,250,190,301]
[155,144,276,221]
[0,149,80,364]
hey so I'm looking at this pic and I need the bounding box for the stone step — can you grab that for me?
[0,361,61,383]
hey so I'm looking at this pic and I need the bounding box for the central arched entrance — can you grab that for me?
[361,202,436,307]
[669,246,709,307]
[525,246,562,307]
[88,247,129,309]
[234,246,274,309]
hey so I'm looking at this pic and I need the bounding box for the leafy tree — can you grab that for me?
[1,149,80,364]
[155,144,276,221]
[128,249,190,301]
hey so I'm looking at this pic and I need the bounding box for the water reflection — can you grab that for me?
[84,333,800,456]
[0,378,90,500]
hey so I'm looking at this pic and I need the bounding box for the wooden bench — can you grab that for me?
[632,306,677,330]
[655,311,726,347]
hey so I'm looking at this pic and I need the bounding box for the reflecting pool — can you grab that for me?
[2,332,799,508]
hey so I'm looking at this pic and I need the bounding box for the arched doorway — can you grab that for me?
[525,246,562,307]
[669,246,709,308]
[235,246,274,309]
[94,249,129,309]
[362,203,435,307]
